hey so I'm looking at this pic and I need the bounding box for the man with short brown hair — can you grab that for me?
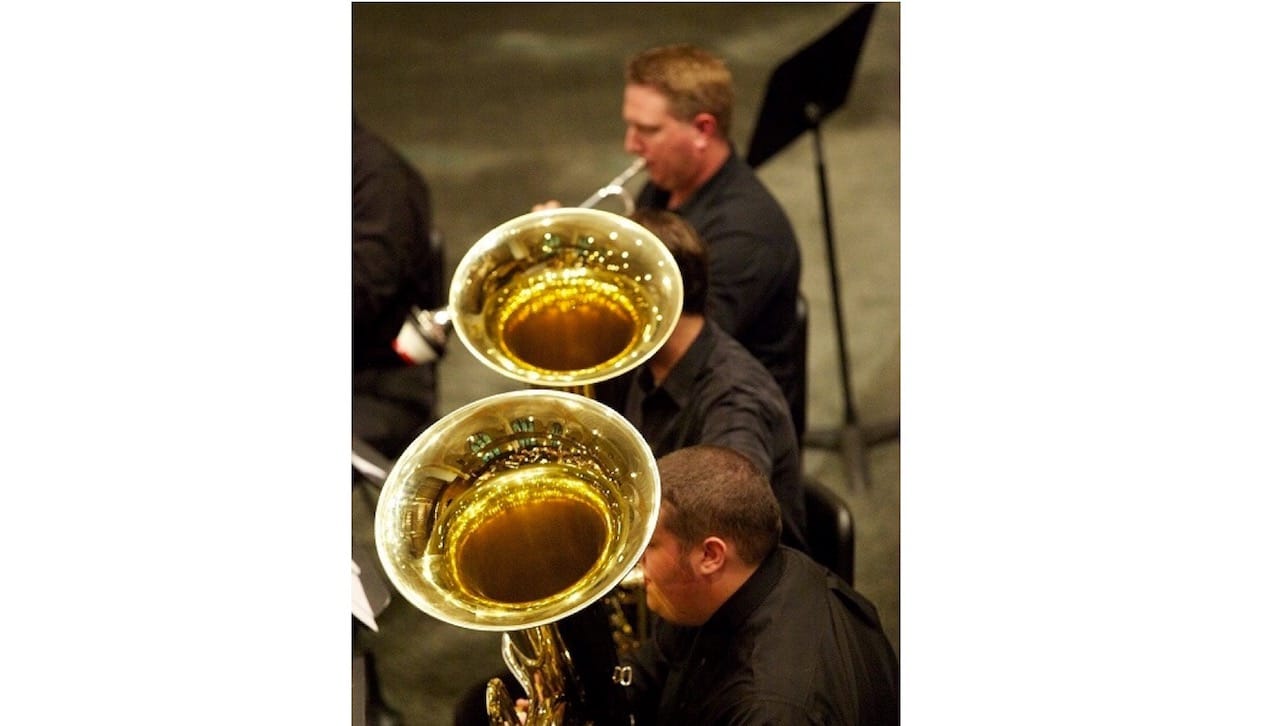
[624,445,900,725]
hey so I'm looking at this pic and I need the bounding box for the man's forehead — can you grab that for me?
[650,506,675,539]
[623,84,671,116]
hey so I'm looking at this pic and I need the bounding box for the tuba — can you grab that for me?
[448,205,679,393]
[376,206,682,725]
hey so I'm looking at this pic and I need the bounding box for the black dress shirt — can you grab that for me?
[624,319,807,551]
[636,148,805,437]
[625,547,900,726]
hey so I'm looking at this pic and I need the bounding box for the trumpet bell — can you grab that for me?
[448,207,683,388]
[374,389,660,632]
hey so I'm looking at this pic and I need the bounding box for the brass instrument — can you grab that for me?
[374,390,660,724]
[578,158,645,215]
[376,205,682,725]
[393,161,650,364]
[448,206,681,394]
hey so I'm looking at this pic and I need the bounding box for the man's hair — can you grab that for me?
[656,445,781,565]
[629,208,708,315]
[624,44,735,139]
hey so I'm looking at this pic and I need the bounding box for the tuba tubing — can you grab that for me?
[578,158,645,215]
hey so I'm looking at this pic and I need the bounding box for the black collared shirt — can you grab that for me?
[636,148,805,437]
[624,319,807,550]
[625,547,900,726]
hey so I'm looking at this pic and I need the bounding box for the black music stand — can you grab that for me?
[746,3,895,489]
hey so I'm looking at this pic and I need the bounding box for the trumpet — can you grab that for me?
[393,160,651,366]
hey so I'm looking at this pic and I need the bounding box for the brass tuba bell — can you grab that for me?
[448,207,682,389]
[374,389,660,631]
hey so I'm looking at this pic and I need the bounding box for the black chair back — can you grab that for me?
[802,476,855,586]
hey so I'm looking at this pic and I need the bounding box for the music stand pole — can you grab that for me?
[802,105,870,490]
[808,105,859,431]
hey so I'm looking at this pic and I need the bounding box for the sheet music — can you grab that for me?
[351,560,379,632]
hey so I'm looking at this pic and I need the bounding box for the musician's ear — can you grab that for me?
[691,113,717,146]
[696,536,726,575]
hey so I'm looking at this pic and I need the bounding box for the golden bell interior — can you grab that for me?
[449,208,683,387]
[374,389,660,632]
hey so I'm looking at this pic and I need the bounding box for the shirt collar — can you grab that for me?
[675,145,741,216]
[654,318,719,407]
[705,545,785,632]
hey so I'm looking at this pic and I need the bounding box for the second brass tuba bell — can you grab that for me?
[374,389,659,630]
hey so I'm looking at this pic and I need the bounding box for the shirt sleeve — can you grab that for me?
[694,381,777,480]
[699,219,778,338]
[352,159,418,331]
